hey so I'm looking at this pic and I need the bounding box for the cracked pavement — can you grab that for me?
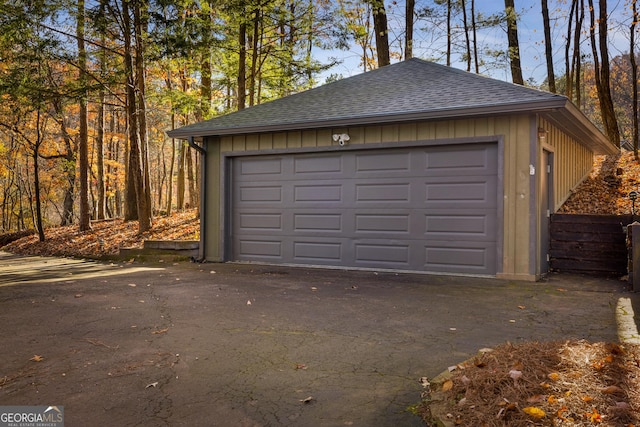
[0,251,637,426]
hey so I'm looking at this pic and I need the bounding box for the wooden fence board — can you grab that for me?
[549,214,635,276]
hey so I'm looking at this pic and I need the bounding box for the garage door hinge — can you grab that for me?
[547,253,550,262]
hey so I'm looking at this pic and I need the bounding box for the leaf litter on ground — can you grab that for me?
[419,340,640,426]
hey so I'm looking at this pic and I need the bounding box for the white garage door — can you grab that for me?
[230,143,498,275]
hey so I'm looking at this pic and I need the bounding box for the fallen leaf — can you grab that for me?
[586,407,602,423]
[517,305,526,309]
[30,355,44,362]
[548,395,558,404]
[547,372,560,381]
[295,363,307,370]
[601,385,624,394]
[606,343,624,355]
[300,396,313,404]
[582,396,594,402]
[151,328,169,335]
[146,382,158,389]
[526,394,545,403]
[509,369,522,382]
[523,406,546,419]
[442,380,454,391]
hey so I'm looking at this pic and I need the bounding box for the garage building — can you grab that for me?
[168,59,617,281]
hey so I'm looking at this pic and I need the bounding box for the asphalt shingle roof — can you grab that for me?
[167,58,604,150]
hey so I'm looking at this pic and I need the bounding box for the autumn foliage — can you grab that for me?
[1,209,199,258]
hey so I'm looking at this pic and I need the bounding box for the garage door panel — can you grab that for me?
[424,176,498,208]
[294,213,342,232]
[294,184,343,202]
[238,213,282,231]
[355,214,410,233]
[238,185,283,202]
[294,154,343,174]
[424,242,497,274]
[238,239,282,259]
[356,183,411,202]
[356,151,411,172]
[424,213,496,239]
[355,241,411,267]
[231,143,498,274]
[293,240,343,263]
[239,157,283,175]
[424,146,497,176]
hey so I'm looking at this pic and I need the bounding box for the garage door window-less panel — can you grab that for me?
[230,143,499,275]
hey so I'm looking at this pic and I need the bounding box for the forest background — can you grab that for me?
[0,0,638,240]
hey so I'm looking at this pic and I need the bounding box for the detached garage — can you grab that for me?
[168,59,617,281]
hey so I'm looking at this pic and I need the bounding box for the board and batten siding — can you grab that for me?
[205,114,537,279]
[538,117,593,211]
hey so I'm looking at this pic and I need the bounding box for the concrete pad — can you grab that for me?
[0,252,636,426]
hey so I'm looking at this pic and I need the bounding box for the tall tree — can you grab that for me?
[461,0,471,71]
[446,0,452,66]
[504,0,524,85]
[405,0,414,59]
[77,0,91,231]
[122,0,151,232]
[369,0,390,66]
[471,0,478,73]
[630,0,638,158]
[588,0,620,145]
[541,0,556,92]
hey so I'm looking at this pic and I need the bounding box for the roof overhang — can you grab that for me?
[167,98,618,157]
[166,98,569,140]
[540,100,618,155]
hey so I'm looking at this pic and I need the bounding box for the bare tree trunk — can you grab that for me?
[77,0,91,231]
[632,0,639,158]
[505,0,524,85]
[471,0,479,73]
[446,0,452,66]
[134,0,153,224]
[33,111,45,242]
[248,7,259,106]
[122,0,151,232]
[541,0,556,92]
[588,0,620,146]
[370,0,390,67]
[461,0,471,71]
[573,0,584,107]
[405,0,414,59]
[238,15,247,110]
[564,0,576,100]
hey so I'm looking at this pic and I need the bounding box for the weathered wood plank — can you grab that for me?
[549,214,630,275]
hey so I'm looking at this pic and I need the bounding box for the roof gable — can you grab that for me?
[167,58,616,155]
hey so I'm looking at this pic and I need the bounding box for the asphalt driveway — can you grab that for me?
[0,251,637,426]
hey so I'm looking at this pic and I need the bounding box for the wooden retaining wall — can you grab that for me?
[549,214,634,276]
